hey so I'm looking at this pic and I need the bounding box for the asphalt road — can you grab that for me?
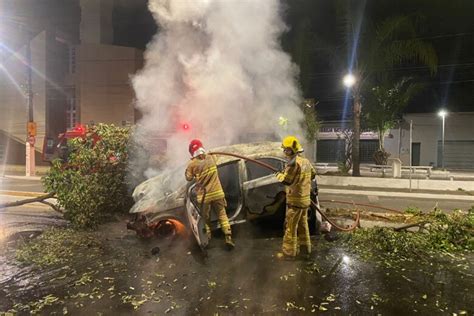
[1,219,472,315]
[1,176,473,210]
[0,177,44,193]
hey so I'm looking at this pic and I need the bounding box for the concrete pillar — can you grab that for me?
[388,157,402,178]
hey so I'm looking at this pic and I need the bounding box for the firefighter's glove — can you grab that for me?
[311,179,319,196]
[275,172,286,182]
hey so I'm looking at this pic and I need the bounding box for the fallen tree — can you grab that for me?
[342,208,474,261]
[0,192,61,213]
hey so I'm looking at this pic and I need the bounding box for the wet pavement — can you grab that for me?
[0,218,472,315]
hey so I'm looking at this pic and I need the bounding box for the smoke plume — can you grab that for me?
[131,0,303,176]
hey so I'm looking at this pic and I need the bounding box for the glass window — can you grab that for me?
[246,158,285,181]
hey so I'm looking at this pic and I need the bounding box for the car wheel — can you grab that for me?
[154,219,186,239]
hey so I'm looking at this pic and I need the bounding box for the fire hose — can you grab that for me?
[210,151,361,232]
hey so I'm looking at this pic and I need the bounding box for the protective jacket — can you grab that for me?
[185,154,225,203]
[277,155,316,208]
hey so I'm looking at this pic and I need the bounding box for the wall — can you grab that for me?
[80,0,114,45]
[398,113,474,166]
[76,44,143,125]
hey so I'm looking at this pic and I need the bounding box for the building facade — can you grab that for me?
[393,112,474,169]
[0,0,143,166]
[316,112,474,170]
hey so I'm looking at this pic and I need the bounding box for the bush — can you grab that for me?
[43,124,132,229]
[373,149,390,165]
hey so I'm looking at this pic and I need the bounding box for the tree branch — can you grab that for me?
[0,192,58,211]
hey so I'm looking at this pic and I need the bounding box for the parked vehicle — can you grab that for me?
[42,124,98,162]
[127,142,319,248]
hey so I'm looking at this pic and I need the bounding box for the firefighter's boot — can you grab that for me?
[225,235,235,250]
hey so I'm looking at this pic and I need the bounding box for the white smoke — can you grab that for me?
[131,0,304,175]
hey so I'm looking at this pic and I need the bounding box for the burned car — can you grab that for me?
[128,142,318,248]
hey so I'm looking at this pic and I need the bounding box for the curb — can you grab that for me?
[0,190,45,198]
[1,175,43,181]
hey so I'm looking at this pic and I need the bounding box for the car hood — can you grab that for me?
[130,141,285,215]
[130,165,187,214]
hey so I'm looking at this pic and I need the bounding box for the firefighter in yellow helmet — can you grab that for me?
[275,136,316,258]
[185,139,235,250]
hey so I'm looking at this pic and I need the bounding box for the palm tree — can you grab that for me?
[313,5,438,176]
[351,14,437,175]
[363,77,423,164]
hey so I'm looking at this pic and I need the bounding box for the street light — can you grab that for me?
[438,110,448,169]
[343,73,356,88]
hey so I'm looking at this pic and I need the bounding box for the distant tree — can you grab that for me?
[295,99,320,161]
[299,98,320,143]
[363,78,423,164]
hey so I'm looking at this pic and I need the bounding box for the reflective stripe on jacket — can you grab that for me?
[185,154,225,203]
[277,155,316,208]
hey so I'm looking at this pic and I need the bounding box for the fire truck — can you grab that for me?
[42,124,98,162]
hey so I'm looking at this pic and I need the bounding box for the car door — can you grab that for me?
[243,157,286,219]
[184,160,242,248]
[185,183,209,249]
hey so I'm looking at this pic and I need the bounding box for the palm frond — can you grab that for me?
[380,39,438,74]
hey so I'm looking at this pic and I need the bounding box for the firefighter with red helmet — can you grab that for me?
[185,139,235,249]
[276,136,316,259]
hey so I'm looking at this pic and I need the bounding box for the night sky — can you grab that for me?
[2,0,473,119]
[112,0,474,119]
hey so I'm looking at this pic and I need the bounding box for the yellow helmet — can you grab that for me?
[281,136,303,154]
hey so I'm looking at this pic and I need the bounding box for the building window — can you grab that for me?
[69,46,76,74]
[66,88,76,129]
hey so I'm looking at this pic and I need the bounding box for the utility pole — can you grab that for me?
[25,39,36,176]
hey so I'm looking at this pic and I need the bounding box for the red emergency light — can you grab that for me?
[181,122,191,131]
[73,124,86,133]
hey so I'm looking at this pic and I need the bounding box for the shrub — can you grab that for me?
[43,124,132,229]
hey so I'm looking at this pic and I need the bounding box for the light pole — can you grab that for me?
[438,110,447,169]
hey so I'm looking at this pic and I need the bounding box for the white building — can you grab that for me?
[316,112,474,169]
[385,112,474,169]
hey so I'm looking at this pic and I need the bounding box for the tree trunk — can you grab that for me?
[303,140,316,163]
[352,94,361,176]
[378,127,384,151]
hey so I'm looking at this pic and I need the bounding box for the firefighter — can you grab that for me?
[185,139,235,249]
[275,136,316,259]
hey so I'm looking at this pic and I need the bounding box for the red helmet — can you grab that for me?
[189,139,204,157]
